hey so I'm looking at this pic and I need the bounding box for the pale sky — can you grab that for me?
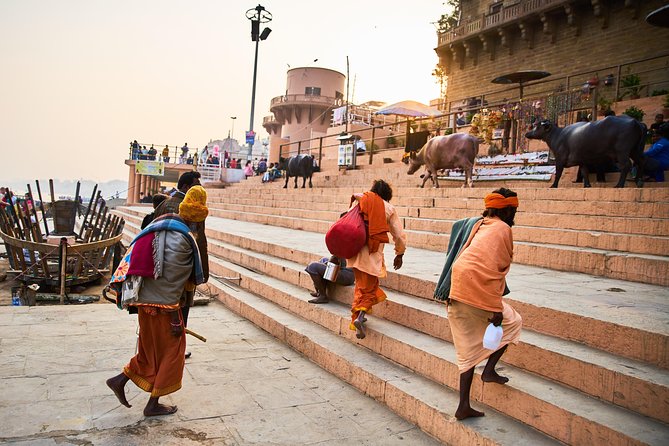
[1,0,448,182]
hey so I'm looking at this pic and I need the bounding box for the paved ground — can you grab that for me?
[0,301,441,446]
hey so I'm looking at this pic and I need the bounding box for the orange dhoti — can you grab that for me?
[123,307,186,397]
[447,299,522,372]
[349,268,387,330]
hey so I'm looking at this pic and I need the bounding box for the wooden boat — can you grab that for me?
[0,180,124,303]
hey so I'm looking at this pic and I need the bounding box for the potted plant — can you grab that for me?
[623,105,645,122]
[387,135,397,148]
[597,97,613,115]
[620,73,642,100]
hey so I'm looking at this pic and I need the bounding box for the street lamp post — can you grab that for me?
[245,4,272,161]
[230,116,237,140]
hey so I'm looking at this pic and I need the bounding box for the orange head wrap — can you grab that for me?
[484,192,519,209]
[179,185,209,222]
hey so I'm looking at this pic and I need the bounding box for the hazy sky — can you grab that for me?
[1,1,447,182]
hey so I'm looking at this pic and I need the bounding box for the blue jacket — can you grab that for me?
[645,137,669,169]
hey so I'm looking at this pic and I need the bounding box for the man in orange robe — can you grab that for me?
[346,180,407,339]
[436,188,522,420]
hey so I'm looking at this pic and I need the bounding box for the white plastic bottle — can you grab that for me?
[483,323,503,350]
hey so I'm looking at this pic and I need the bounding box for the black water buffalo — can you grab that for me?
[525,116,645,188]
[403,133,478,188]
[280,154,314,188]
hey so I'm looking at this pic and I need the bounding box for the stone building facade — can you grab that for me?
[436,0,669,108]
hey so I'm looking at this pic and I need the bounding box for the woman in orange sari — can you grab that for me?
[107,213,203,416]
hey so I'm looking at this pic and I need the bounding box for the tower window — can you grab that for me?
[305,87,321,96]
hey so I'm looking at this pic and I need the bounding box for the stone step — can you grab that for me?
[198,206,669,286]
[204,237,669,424]
[203,201,668,256]
[203,277,562,446]
[204,255,669,445]
[207,194,669,237]
[211,184,669,204]
[114,208,669,369]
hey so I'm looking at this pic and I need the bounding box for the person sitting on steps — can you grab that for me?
[306,256,355,304]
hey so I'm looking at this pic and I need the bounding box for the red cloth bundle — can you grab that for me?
[325,204,367,259]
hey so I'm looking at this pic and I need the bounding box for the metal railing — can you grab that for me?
[128,144,199,165]
[270,94,343,108]
[197,163,222,183]
[446,53,669,116]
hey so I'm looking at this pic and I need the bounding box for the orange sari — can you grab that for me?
[123,307,186,397]
[349,268,387,330]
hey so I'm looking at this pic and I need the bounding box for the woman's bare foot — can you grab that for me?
[106,374,132,408]
[481,370,509,384]
[353,319,366,339]
[455,406,485,420]
[144,398,178,417]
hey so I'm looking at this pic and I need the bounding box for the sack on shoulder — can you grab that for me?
[325,204,367,259]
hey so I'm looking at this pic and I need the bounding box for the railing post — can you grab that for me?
[298,141,302,155]
[318,137,323,170]
[615,64,622,101]
[59,237,67,304]
[369,126,376,165]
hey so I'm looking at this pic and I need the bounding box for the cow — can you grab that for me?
[403,133,478,188]
[279,154,315,188]
[525,116,645,188]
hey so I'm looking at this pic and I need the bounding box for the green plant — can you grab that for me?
[623,105,645,122]
[443,128,454,136]
[387,135,397,146]
[651,89,668,97]
[619,73,642,99]
[664,94,669,109]
[597,97,612,114]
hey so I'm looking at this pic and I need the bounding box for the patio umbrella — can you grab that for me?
[491,70,551,100]
[375,100,443,118]
[646,5,669,27]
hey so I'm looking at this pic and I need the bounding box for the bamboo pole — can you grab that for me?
[59,237,67,304]
[35,180,49,236]
[48,179,56,205]
[26,185,44,242]
[78,185,97,239]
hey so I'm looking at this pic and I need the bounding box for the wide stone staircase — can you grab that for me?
[112,175,669,445]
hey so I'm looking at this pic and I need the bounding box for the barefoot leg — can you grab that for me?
[455,368,485,420]
[106,373,132,408]
[144,397,178,417]
[353,311,367,339]
[481,345,509,384]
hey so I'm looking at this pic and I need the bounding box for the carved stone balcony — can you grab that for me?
[437,0,568,46]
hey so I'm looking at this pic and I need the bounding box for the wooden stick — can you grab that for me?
[35,180,49,236]
[185,328,207,342]
[78,184,97,239]
[48,179,56,205]
[26,184,43,242]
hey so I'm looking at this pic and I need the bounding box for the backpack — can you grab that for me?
[325,204,367,259]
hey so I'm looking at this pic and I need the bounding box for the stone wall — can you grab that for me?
[441,0,669,105]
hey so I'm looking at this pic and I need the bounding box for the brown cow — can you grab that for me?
[403,133,478,188]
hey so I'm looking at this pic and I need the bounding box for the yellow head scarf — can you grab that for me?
[179,185,209,222]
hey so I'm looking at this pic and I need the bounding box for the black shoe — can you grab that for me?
[185,352,192,359]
